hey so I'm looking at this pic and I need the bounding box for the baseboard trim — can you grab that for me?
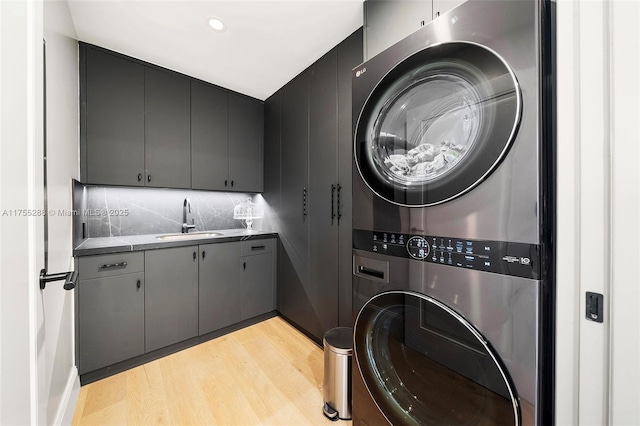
[55,367,80,426]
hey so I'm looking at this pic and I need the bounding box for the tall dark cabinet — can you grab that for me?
[266,29,363,342]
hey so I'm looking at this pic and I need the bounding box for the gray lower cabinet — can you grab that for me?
[198,242,241,335]
[77,252,145,375]
[240,239,276,320]
[145,246,199,352]
[77,238,277,379]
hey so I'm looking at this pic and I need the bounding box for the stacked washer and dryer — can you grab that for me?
[351,0,555,425]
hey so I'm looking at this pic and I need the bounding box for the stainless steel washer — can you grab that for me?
[351,1,555,425]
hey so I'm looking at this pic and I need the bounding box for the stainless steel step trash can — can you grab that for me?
[323,327,353,421]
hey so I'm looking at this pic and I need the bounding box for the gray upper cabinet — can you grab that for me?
[81,43,264,192]
[145,246,199,352]
[229,93,264,192]
[83,47,145,186]
[364,0,430,60]
[144,67,191,188]
[198,242,241,335]
[191,81,229,191]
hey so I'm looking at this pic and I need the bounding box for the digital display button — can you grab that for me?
[407,236,430,260]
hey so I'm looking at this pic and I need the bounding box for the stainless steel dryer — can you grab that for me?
[351,0,555,425]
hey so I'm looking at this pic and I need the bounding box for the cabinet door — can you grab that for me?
[84,47,145,186]
[308,48,339,340]
[278,72,310,330]
[144,67,191,188]
[337,29,363,326]
[229,93,264,192]
[191,81,229,191]
[145,247,198,352]
[364,0,430,60]
[199,242,241,335]
[241,253,274,320]
[78,272,145,374]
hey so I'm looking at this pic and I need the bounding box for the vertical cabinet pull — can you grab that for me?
[147,174,152,183]
[331,184,336,224]
[137,173,143,182]
[202,251,206,260]
[224,179,228,187]
[193,251,197,261]
[337,184,342,224]
[231,180,234,187]
[243,262,246,270]
[136,279,141,289]
[302,187,307,221]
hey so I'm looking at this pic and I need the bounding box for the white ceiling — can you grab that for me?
[67,0,364,101]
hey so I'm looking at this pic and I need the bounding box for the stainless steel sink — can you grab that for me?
[156,231,222,241]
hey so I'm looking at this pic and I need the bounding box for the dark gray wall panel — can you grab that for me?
[338,28,363,326]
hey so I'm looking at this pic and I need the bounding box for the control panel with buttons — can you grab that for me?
[354,229,541,279]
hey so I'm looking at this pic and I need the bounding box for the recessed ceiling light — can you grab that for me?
[207,17,226,32]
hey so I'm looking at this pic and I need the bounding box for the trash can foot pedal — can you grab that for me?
[323,403,339,421]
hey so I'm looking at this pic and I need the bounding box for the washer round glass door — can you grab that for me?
[354,42,521,206]
[354,291,520,425]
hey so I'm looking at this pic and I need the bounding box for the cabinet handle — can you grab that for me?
[337,184,342,224]
[331,184,336,224]
[193,251,197,261]
[302,187,307,221]
[251,245,265,251]
[98,262,127,270]
[436,11,440,17]
[202,250,206,260]
[147,174,152,183]
[231,180,234,187]
[138,173,143,182]
[136,279,141,289]
[224,179,228,187]
[243,262,246,270]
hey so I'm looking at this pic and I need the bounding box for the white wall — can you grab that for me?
[556,0,640,424]
[43,0,80,424]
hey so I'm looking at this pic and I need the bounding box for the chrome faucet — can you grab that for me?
[182,197,196,233]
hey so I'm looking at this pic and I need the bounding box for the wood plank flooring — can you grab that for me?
[73,316,351,425]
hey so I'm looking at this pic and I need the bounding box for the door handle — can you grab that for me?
[193,251,197,261]
[337,184,342,224]
[302,187,307,221]
[98,262,127,270]
[331,184,336,224]
[136,279,141,289]
[202,250,206,260]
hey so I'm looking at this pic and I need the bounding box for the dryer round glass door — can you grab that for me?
[354,42,521,207]
[354,291,520,425]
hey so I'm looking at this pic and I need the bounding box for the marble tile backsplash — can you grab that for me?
[76,184,270,238]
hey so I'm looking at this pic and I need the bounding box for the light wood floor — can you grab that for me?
[72,316,351,425]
